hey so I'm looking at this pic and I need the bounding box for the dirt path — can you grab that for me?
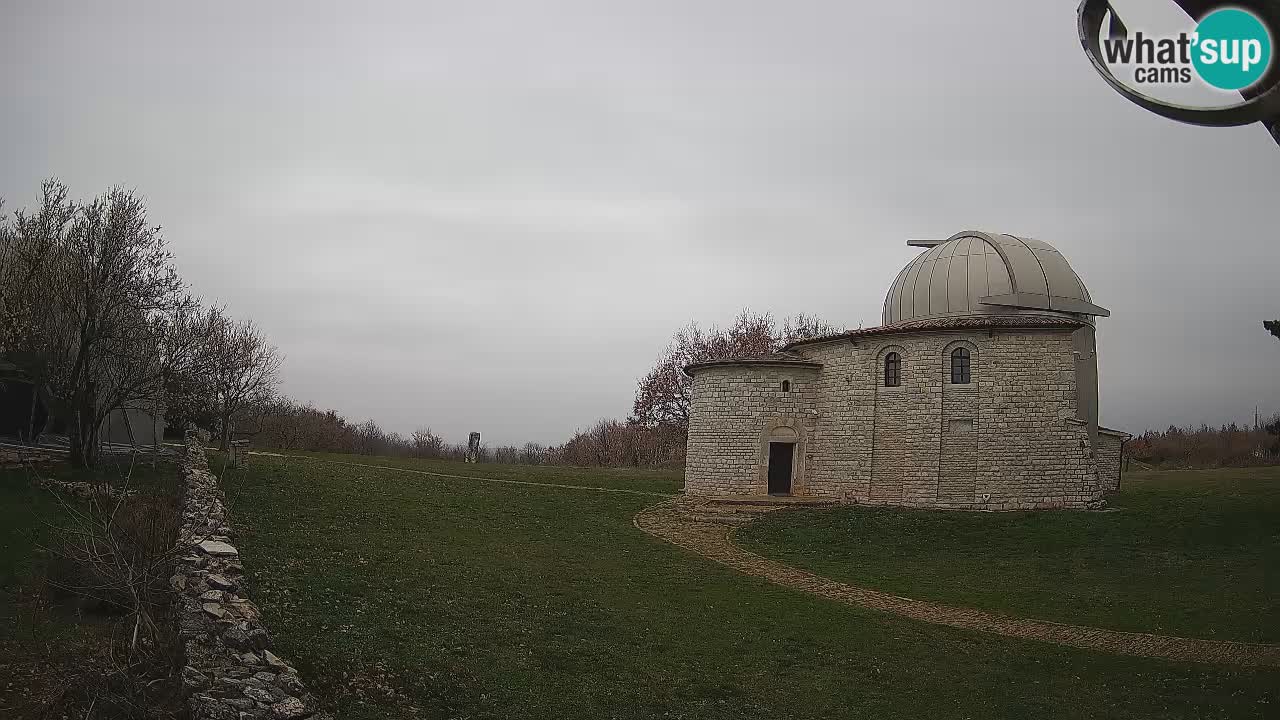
[634,499,1280,668]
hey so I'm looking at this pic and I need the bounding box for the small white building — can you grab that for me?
[683,230,1127,510]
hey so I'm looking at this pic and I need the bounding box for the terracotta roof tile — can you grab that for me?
[783,314,1086,350]
[684,351,822,375]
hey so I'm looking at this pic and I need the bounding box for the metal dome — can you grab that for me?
[882,230,1109,326]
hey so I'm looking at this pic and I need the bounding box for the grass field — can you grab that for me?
[219,454,1278,720]
[737,467,1280,644]
[291,451,684,494]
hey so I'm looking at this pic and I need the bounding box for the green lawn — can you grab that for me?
[737,467,1280,644]
[220,455,1278,720]
[291,451,684,494]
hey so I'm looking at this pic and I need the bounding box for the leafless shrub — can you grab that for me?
[492,445,520,464]
[250,399,361,452]
[1127,416,1280,469]
[411,426,446,458]
[518,442,547,465]
[554,418,685,468]
[22,459,185,718]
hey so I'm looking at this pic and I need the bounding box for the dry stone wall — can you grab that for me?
[686,328,1110,510]
[171,432,331,720]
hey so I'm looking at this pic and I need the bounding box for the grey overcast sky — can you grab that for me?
[1,1,1277,445]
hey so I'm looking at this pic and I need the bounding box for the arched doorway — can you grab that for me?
[767,426,798,495]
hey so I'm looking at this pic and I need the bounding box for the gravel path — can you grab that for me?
[634,499,1280,668]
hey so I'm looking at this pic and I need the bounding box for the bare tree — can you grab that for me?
[411,426,445,458]
[590,418,614,465]
[0,183,75,361]
[0,182,197,468]
[205,310,281,451]
[519,442,546,465]
[782,312,843,343]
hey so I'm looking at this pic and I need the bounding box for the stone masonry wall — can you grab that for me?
[686,328,1106,510]
[684,365,819,496]
[171,433,331,720]
[1096,430,1125,493]
[938,351,980,504]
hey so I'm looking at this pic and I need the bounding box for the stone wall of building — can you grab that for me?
[685,328,1108,510]
[938,342,981,504]
[171,432,330,720]
[684,364,819,496]
[965,330,1098,509]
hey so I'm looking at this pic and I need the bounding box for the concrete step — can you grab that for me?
[697,503,778,515]
[699,495,839,507]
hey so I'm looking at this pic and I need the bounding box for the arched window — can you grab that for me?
[951,347,971,384]
[884,352,900,387]
[781,380,791,392]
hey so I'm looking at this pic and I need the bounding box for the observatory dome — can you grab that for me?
[882,230,1108,326]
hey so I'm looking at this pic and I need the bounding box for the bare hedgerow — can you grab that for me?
[1126,418,1280,469]
[31,457,186,718]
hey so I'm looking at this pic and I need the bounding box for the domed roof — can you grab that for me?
[882,230,1108,326]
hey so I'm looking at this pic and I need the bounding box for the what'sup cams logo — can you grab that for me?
[1101,6,1271,88]
[1078,1,1280,144]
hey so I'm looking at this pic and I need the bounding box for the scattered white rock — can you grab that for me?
[262,649,289,669]
[206,573,235,591]
[197,539,238,556]
[269,696,308,720]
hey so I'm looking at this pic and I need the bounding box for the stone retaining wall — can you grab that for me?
[171,433,331,720]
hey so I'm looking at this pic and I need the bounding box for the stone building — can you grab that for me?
[684,230,1129,510]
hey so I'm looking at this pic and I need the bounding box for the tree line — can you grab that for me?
[249,402,690,467]
[1127,417,1280,469]
[243,308,841,466]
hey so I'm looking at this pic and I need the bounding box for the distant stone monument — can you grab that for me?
[466,432,481,463]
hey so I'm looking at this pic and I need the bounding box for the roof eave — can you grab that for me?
[683,359,824,377]
[782,316,1087,351]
